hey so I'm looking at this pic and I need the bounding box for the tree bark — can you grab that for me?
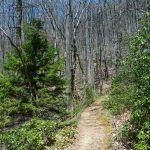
[16,0,23,47]
[85,4,94,88]
[65,0,73,111]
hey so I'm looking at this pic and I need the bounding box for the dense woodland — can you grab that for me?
[0,0,149,150]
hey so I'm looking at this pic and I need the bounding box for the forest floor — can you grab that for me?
[65,95,112,150]
[64,83,129,150]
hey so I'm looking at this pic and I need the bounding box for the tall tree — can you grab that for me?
[65,0,73,111]
[85,3,94,88]
[16,0,23,46]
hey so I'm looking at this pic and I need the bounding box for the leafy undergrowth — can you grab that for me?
[0,119,77,150]
[103,13,150,150]
[0,119,57,150]
[103,78,134,115]
[55,122,77,149]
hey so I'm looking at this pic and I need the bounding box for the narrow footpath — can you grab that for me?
[65,95,112,150]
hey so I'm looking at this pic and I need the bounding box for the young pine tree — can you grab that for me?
[0,20,66,129]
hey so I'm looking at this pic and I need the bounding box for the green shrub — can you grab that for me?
[55,122,77,149]
[104,12,150,149]
[0,119,57,150]
[103,58,135,115]
[126,13,150,150]
[103,82,134,115]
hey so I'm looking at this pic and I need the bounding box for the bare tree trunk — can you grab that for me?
[95,3,103,94]
[85,5,94,88]
[16,0,23,47]
[72,38,77,96]
[65,0,73,111]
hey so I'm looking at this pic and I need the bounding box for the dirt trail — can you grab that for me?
[65,95,112,150]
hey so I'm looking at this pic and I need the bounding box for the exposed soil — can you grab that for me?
[65,95,112,150]
[63,82,131,150]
